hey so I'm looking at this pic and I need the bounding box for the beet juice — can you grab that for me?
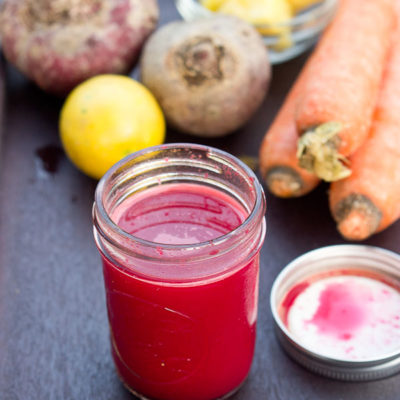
[93,144,266,400]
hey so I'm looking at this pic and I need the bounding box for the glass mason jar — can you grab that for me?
[93,143,266,400]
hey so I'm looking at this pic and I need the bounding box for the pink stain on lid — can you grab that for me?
[282,272,400,361]
[307,282,366,340]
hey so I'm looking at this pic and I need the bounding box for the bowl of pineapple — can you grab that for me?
[175,0,337,64]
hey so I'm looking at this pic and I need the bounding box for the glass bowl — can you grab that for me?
[174,0,337,64]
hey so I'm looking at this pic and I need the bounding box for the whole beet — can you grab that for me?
[140,15,271,137]
[0,0,158,95]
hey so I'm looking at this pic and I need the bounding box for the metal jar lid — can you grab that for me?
[270,245,400,381]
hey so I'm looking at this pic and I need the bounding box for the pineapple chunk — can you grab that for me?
[200,0,226,11]
[288,0,321,13]
[217,0,293,49]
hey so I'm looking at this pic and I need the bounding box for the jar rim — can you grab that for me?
[94,143,266,255]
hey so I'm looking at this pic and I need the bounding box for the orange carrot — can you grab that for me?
[329,13,400,241]
[259,66,320,198]
[295,0,395,182]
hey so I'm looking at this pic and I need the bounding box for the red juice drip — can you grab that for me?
[308,282,366,340]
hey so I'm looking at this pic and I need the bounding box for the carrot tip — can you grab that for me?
[265,166,303,198]
[333,194,382,240]
[337,212,373,241]
[297,122,351,182]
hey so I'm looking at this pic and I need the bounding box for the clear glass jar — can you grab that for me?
[93,143,266,400]
[174,0,337,64]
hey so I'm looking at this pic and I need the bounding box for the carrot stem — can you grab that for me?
[297,121,349,181]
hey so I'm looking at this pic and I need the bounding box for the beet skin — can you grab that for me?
[140,15,271,137]
[0,0,159,95]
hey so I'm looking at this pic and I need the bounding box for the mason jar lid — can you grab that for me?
[270,245,400,381]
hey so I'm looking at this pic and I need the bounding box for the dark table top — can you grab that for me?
[1,1,400,399]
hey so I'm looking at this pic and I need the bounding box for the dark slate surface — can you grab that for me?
[1,1,400,399]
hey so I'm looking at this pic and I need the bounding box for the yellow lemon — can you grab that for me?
[60,74,165,180]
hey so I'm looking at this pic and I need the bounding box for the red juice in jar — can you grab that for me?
[93,144,266,400]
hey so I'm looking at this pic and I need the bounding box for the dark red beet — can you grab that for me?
[0,0,159,95]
